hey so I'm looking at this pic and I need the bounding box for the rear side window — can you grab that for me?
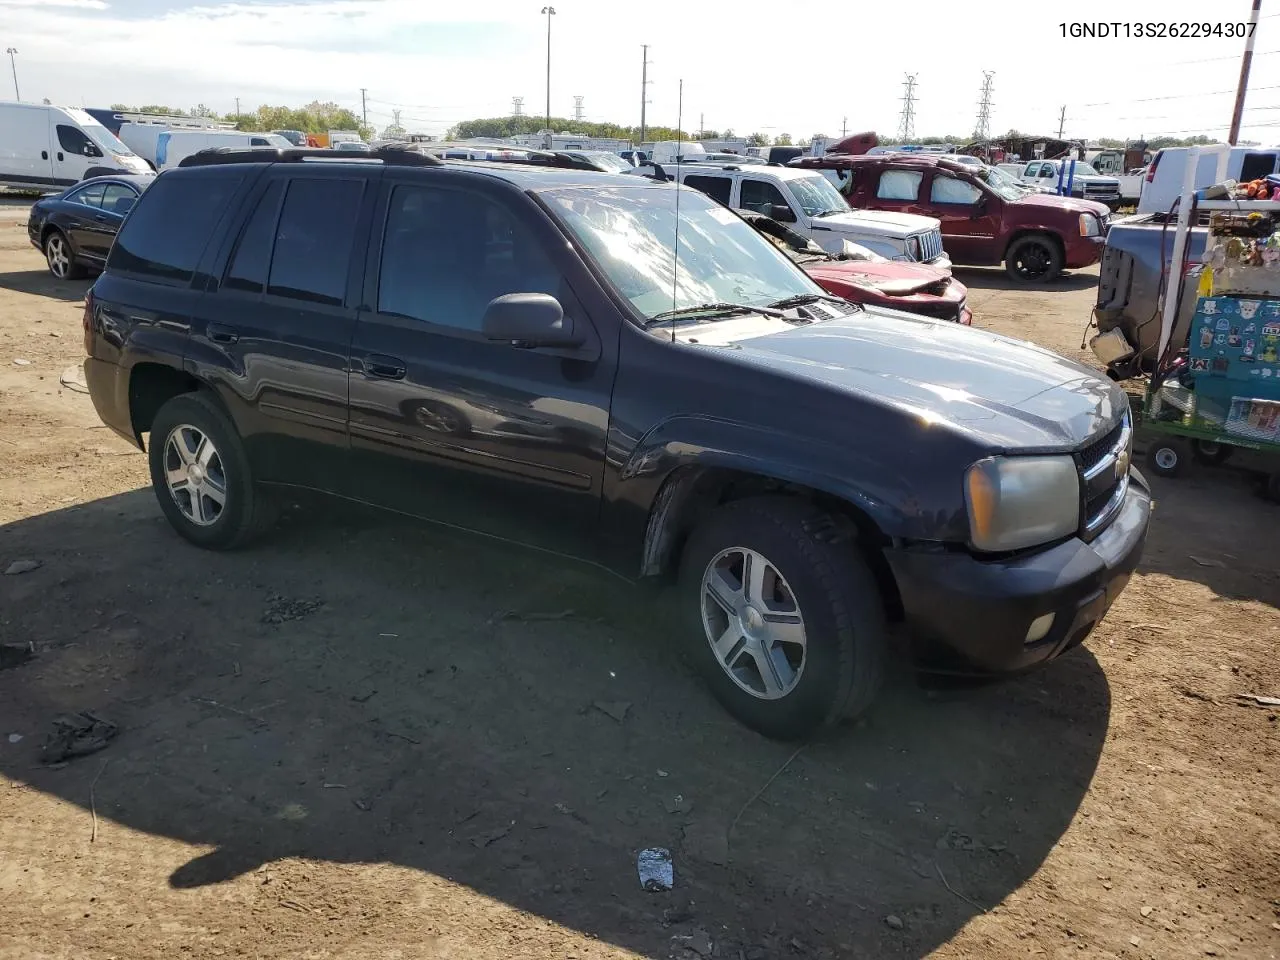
[223,180,284,293]
[108,172,245,284]
[876,170,922,201]
[67,183,106,208]
[250,137,271,147]
[1240,152,1278,182]
[100,183,138,216]
[683,174,732,205]
[267,178,364,306]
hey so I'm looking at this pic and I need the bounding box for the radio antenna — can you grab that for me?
[670,77,683,344]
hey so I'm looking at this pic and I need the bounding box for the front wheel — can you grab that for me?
[678,497,887,740]
[1004,233,1064,283]
[44,231,86,280]
[148,392,276,549]
[1192,439,1234,466]
[1145,439,1187,478]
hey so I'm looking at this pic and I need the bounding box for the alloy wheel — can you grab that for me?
[700,547,807,700]
[45,235,71,279]
[163,424,227,527]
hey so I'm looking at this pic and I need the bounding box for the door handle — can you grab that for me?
[94,215,107,223]
[41,150,48,160]
[207,322,239,344]
[366,355,406,380]
[57,152,64,162]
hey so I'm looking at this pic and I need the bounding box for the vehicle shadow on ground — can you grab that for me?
[0,270,89,302]
[954,267,1098,293]
[0,491,1112,958]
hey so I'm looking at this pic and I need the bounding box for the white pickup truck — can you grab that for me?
[1006,159,1122,210]
[630,161,950,268]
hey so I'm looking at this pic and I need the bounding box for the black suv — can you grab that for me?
[82,147,1151,739]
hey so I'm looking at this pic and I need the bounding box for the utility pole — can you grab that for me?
[897,74,917,143]
[512,96,524,117]
[974,71,994,140]
[541,6,556,149]
[574,95,585,123]
[639,44,652,144]
[699,112,704,139]
[1057,104,1066,139]
[5,48,17,101]
[234,96,240,118]
[1229,0,1264,145]
[392,108,401,133]
[360,88,368,125]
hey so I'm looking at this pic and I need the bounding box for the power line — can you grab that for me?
[1083,83,1280,107]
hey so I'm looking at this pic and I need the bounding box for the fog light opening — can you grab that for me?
[1024,612,1056,645]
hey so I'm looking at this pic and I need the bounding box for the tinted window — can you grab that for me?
[683,174,732,205]
[108,172,244,284]
[67,183,106,208]
[377,184,561,332]
[250,137,270,146]
[100,183,138,216]
[267,178,363,306]
[1241,152,1277,182]
[56,124,96,156]
[224,180,284,293]
[930,175,982,205]
[876,170,922,201]
[738,179,789,215]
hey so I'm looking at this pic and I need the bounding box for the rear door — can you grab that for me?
[346,173,616,556]
[191,166,371,492]
[865,167,925,217]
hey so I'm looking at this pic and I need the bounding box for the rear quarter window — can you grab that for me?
[107,171,245,284]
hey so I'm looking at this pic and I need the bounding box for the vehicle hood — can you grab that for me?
[803,259,954,298]
[1071,175,1120,187]
[675,310,1124,449]
[818,209,940,238]
[1011,192,1111,217]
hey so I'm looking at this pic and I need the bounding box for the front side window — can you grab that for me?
[67,183,106,208]
[56,124,99,157]
[108,172,245,284]
[876,170,922,201]
[683,174,733,206]
[377,184,563,332]
[545,184,823,320]
[738,178,790,216]
[267,178,364,306]
[787,174,847,217]
[930,175,983,205]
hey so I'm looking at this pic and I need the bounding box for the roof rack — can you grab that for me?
[176,144,442,168]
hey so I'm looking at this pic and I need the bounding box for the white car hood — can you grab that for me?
[816,209,940,238]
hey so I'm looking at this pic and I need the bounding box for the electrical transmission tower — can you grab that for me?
[573,95,585,122]
[974,71,994,139]
[512,96,525,117]
[897,74,918,142]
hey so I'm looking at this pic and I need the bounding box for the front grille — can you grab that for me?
[1076,410,1132,539]
[913,229,944,263]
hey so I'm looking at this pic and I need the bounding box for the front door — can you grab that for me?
[60,181,107,258]
[52,123,98,184]
[193,168,368,492]
[347,176,616,557]
[924,171,1001,265]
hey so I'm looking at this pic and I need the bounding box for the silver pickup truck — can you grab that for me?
[1094,212,1207,378]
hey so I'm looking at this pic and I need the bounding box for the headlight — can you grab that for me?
[1079,213,1101,237]
[964,455,1080,552]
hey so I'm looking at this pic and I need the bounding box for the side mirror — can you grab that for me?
[482,293,581,348]
[85,144,102,158]
[770,203,797,223]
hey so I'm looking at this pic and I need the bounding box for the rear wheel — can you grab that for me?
[44,231,86,280]
[678,497,887,740]
[148,392,276,549]
[1191,439,1234,466]
[1145,439,1187,478]
[1004,233,1063,283]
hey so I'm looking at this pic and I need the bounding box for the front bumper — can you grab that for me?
[884,470,1151,674]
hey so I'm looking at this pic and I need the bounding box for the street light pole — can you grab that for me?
[540,6,555,149]
[5,48,17,101]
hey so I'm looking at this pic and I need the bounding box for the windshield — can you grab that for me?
[545,185,825,320]
[81,119,132,157]
[576,151,630,173]
[976,166,1027,201]
[1067,162,1101,176]
[787,174,848,217]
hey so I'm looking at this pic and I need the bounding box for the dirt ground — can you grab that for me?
[0,198,1277,960]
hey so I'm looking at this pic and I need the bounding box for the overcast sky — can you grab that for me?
[5,0,1280,143]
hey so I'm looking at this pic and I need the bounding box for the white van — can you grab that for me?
[156,129,293,171]
[118,115,233,170]
[1138,144,1280,214]
[0,101,152,191]
[649,140,707,164]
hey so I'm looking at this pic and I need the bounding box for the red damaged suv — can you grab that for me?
[791,154,1110,283]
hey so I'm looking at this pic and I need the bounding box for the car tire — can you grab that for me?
[1004,233,1064,283]
[148,391,276,550]
[1144,439,1187,478]
[1191,439,1233,467]
[44,230,86,280]
[678,496,887,740]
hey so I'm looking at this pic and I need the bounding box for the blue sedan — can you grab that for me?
[27,174,154,279]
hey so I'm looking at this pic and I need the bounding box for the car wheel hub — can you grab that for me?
[1155,448,1178,470]
[700,547,807,701]
[163,424,227,527]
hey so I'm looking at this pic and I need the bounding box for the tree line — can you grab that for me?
[108,101,374,140]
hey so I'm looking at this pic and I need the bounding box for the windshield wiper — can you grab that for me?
[768,292,851,309]
[645,301,785,326]
[815,209,846,218]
